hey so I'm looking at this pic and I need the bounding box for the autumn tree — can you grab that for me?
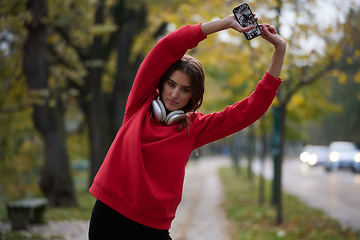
[309,7,360,144]
[267,0,359,224]
[0,1,45,201]
[49,0,160,185]
[23,0,77,206]
[0,0,162,201]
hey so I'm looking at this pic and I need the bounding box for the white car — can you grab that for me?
[325,141,360,172]
[299,145,328,166]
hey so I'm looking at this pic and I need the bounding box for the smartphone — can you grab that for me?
[233,3,262,40]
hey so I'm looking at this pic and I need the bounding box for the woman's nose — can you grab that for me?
[171,88,180,98]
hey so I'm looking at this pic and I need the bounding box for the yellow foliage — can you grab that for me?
[333,45,343,61]
[47,33,59,45]
[102,51,117,93]
[228,66,252,87]
[48,75,57,89]
[272,96,280,107]
[330,69,339,77]
[346,57,353,65]
[355,49,360,57]
[338,72,347,84]
[90,24,118,36]
[228,74,241,87]
[0,108,43,200]
[288,94,305,111]
[354,70,360,84]
[106,0,117,7]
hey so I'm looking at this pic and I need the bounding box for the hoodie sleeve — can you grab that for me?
[124,24,207,123]
[191,72,282,149]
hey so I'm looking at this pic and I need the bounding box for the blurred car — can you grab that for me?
[299,145,329,166]
[325,141,360,172]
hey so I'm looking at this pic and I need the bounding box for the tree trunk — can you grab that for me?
[84,67,111,186]
[272,0,284,224]
[23,0,77,207]
[76,1,148,186]
[246,125,255,185]
[83,0,112,186]
[109,5,148,137]
[273,102,287,224]
[258,126,267,205]
[230,133,243,176]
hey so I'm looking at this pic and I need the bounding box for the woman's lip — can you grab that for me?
[167,99,178,105]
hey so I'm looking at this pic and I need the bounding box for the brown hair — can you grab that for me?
[158,55,205,113]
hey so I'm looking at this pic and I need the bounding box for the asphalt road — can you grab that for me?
[253,157,360,232]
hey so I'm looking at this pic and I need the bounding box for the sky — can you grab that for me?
[280,0,360,54]
[216,0,360,55]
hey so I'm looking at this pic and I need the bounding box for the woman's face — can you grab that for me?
[161,70,192,112]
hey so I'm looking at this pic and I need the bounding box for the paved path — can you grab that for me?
[0,220,89,240]
[170,156,231,240]
[0,156,232,240]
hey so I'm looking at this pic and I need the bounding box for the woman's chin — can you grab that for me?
[164,104,179,112]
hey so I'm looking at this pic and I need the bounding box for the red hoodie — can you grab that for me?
[89,23,282,230]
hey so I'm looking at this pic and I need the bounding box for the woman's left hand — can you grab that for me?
[260,24,287,50]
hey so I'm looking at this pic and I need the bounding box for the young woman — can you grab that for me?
[89,13,286,240]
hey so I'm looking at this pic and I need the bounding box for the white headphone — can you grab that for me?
[151,99,187,125]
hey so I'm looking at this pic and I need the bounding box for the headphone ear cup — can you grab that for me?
[151,99,166,122]
[165,110,187,125]
[151,99,187,125]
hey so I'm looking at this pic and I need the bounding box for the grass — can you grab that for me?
[0,190,95,221]
[219,167,360,240]
[44,170,96,221]
[0,169,95,222]
[0,170,95,240]
[44,190,96,221]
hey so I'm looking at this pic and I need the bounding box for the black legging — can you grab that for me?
[89,200,172,240]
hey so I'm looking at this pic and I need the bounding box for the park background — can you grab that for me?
[0,0,360,238]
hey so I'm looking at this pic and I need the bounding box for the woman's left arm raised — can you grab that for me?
[200,15,256,35]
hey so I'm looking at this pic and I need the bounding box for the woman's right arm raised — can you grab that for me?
[124,25,207,119]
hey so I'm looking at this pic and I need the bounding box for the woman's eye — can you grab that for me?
[182,88,190,93]
[168,82,175,87]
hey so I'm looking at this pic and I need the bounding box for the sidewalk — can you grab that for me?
[0,156,232,240]
[0,220,89,240]
[171,156,232,240]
